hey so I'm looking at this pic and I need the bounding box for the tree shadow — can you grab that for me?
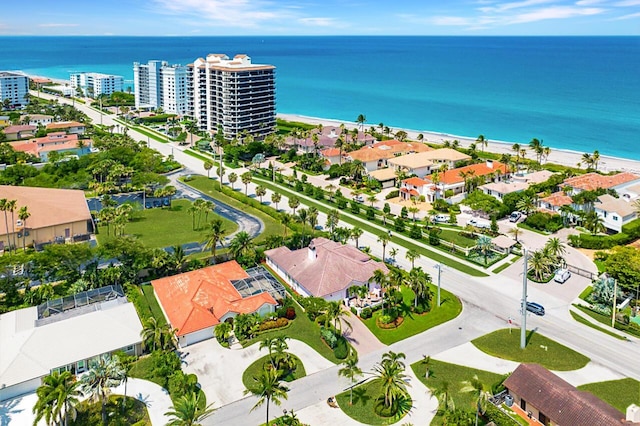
[351,386,372,407]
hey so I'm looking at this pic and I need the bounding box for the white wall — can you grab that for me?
[265,258,311,297]
[0,377,41,401]
[181,326,215,347]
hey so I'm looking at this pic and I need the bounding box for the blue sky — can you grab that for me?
[2,0,639,35]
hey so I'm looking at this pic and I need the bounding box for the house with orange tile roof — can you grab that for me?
[265,238,388,302]
[387,148,471,178]
[319,147,344,166]
[286,127,376,154]
[537,191,573,214]
[10,132,92,162]
[46,121,86,135]
[0,185,92,252]
[151,261,280,347]
[400,177,433,201]
[400,159,510,202]
[346,140,432,172]
[2,124,36,141]
[560,172,640,195]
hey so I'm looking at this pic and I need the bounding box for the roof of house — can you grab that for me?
[0,186,92,235]
[492,235,518,249]
[151,261,277,336]
[22,114,53,122]
[512,170,556,185]
[0,300,142,389]
[403,177,430,187]
[320,148,342,157]
[595,194,637,217]
[562,172,640,192]
[480,181,528,195]
[425,160,509,185]
[265,237,388,298]
[539,191,573,208]
[367,168,397,181]
[2,125,36,134]
[348,140,431,163]
[388,148,471,168]
[400,188,420,197]
[46,121,85,130]
[504,364,630,426]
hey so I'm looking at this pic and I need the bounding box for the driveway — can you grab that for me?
[182,337,334,407]
[339,307,386,356]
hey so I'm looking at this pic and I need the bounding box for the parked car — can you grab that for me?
[162,198,170,207]
[526,302,545,316]
[434,214,450,223]
[468,218,491,229]
[509,211,522,222]
[152,200,161,208]
[554,268,571,284]
[354,195,365,203]
[145,202,152,209]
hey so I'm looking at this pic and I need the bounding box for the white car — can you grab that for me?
[434,214,450,223]
[468,218,490,229]
[354,195,365,203]
[554,268,571,283]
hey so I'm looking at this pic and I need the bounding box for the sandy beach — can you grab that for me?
[278,113,640,175]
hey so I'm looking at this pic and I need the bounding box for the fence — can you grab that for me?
[566,264,598,281]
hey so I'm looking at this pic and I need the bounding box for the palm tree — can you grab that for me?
[255,185,267,203]
[288,196,300,215]
[241,172,253,195]
[244,368,289,426]
[326,209,340,235]
[408,267,431,308]
[203,160,214,178]
[229,231,254,261]
[529,249,553,281]
[214,322,232,344]
[515,195,536,215]
[228,172,238,190]
[338,357,363,405]
[508,226,522,242]
[0,199,11,252]
[405,248,421,269]
[592,150,600,171]
[460,375,491,426]
[165,392,216,426]
[324,300,351,334]
[378,232,390,262]
[140,317,175,352]
[389,247,398,263]
[529,138,544,164]
[476,134,487,152]
[350,227,363,248]
[370,269,389,314]
[271,192,282,211]
[474,235,493,266]
[202,218,227,258]
[81,355,125,426]
[584,211,605,235]
[18,205,30,251]
[434,381,456,414]
[356,114,366,132]
[350,160,366,183]
[545,237,566,265]
[281,213,292,238]
[580,152,594,170]
[33,371,81,426]
[372,351,410,412]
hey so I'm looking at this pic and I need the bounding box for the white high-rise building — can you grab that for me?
[133,60,188,114]
[0,72,29,109]
[70,72,123,98]
[187,54,276,140]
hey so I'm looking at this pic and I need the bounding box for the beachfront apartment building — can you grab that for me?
[187,54,276,140]
[0,72,29,109]
[133,60,189,114]
[70,72,123,98]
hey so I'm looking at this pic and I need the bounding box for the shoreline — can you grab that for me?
[278,113,640,175]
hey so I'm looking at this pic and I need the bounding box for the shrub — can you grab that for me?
[385,190,399,199]
[360,307,372,319]
[409,224,422,239]
[350,201,360,214]
[285,307,296,320]
[258,318,289,332]
[333,336,349,359]
[315,314,327,326]
[367,207,376,220]
[299,296,327,320]
[320,327,337,348]
[350,306,358,315]
[394,217,406,232]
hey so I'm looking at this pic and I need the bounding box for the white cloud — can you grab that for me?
[298,17,338,27]
[575,0,605,4]
[615,0,640,5]
[478,0,556,13]
[38,23,80,28]
[611,11,640,18]
[509,6,604,23]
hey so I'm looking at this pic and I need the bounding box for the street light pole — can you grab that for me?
[612,278,618,328]
[521,248,528,350]
[434,263,442,307]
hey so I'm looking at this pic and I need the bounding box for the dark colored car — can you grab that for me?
[145,202,152,209]
[526,302,545,316]
[162,198,170,207]
[152,200,161,208]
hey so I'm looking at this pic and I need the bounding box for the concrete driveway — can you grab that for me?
[182,337,334,407]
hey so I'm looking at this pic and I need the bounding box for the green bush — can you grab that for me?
[138,113,177,123]
[484,404,519,426]
[258,317,289,331]
[320,327,337,348]
[385,190,399,199]
[525,212,563,232]
[360,307,372,319]
[333,336,349,359]
[569,232,632,249]
[409,224,422,239]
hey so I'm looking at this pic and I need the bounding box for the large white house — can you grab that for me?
[594,194,638,233]
[0,285,143,401]
[70,72,123,98]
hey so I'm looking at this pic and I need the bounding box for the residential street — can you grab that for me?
[38,94,640,424]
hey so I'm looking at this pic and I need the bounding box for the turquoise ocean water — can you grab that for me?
[1,36,638,159]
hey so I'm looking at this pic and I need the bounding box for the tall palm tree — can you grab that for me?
[338,357,363,406]
[33,371,81,426]
[408,267,431,308]
[326,209,340,235]
[324,300,351,334]
[255,185,267,203]
[202,218,227,258]
[281,213,292,238]
[244,368,289,426]
[475,235,493,266]
[356,114,366,132]
[592,150,600,171]
[140,317,174,352]
[405,248,421,269]
[529,138,544,164]
[165,392,216,426]
[229,231,254,261]
[545,237,566,265]
[271,192,282,211]
[372,351,410,412]
[460,375,491,426]
[434,381,456,414]
[476,134,487,152]
[0,199,11,253]
[288,196,300,215]
[241,172,253,196]
[350,227,363,248]
[378,232,390,262]
[18,205,30,251]
[81,355,125,426]
[370,269,389,314]
[508,226,522,242]
[6,199,17,250]
[228,172,238,190]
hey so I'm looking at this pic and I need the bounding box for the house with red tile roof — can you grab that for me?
[285,127,376,154]
[537,191,573,214]
[561,172,640,195]
[504,364,640,426]
[400,177,433,201]
[265,238,388,302]
[347,140,432,172]
[2,124,36,141]
[46,121,86,135]
[151,261,279,347]
[10,132,92,162]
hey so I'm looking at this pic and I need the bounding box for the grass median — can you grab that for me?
[578,378,640,412]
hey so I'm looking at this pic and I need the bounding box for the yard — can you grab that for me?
[242,353,306,392]
[96,198,237,249]
[471,329,590,371]
[360,285,462,345]
[336,379,411,425]
[578,378,640,412]
[70,395,151,426]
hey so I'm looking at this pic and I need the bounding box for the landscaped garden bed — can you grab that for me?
[70,395,151,426]
[242,353,306,392]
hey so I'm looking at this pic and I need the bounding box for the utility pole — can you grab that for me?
[434,263,442,307]
[612,278,617,328]
[521,248,528,350]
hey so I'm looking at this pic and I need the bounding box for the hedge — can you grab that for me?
[568,218,640,249]
[138,113,177,124]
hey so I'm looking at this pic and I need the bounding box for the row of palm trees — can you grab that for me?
[528,237,567,281]
[0,198,30,253]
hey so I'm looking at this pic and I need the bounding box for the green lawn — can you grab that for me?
[578,285,593,301]
[471,329,590,371]
[569,311,626,340]
[242,304,342,364]
[411,359,506,425]
[437,228,477,247]
[96,199,237,249]
[70,395,151,426]
[578,378,640,412]
[336,379,411,425]
[129,355,165,387]
[141,284,167,325]
[242,353,306,392]
[183,176,284,243]
[360,285,462,345]
[573,304,640,338]
[253,176,488,277]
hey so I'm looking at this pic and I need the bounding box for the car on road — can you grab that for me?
[468,218,491,229]
[509,211,522,222]
[354,195,365,203]
[434,214,450,223]
[526,302,545,316]
[554,268,571,283]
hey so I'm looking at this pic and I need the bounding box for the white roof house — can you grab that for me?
[594,194,638,233]
[0,290,143,401]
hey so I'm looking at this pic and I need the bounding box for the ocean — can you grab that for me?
[1,36,638,159]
